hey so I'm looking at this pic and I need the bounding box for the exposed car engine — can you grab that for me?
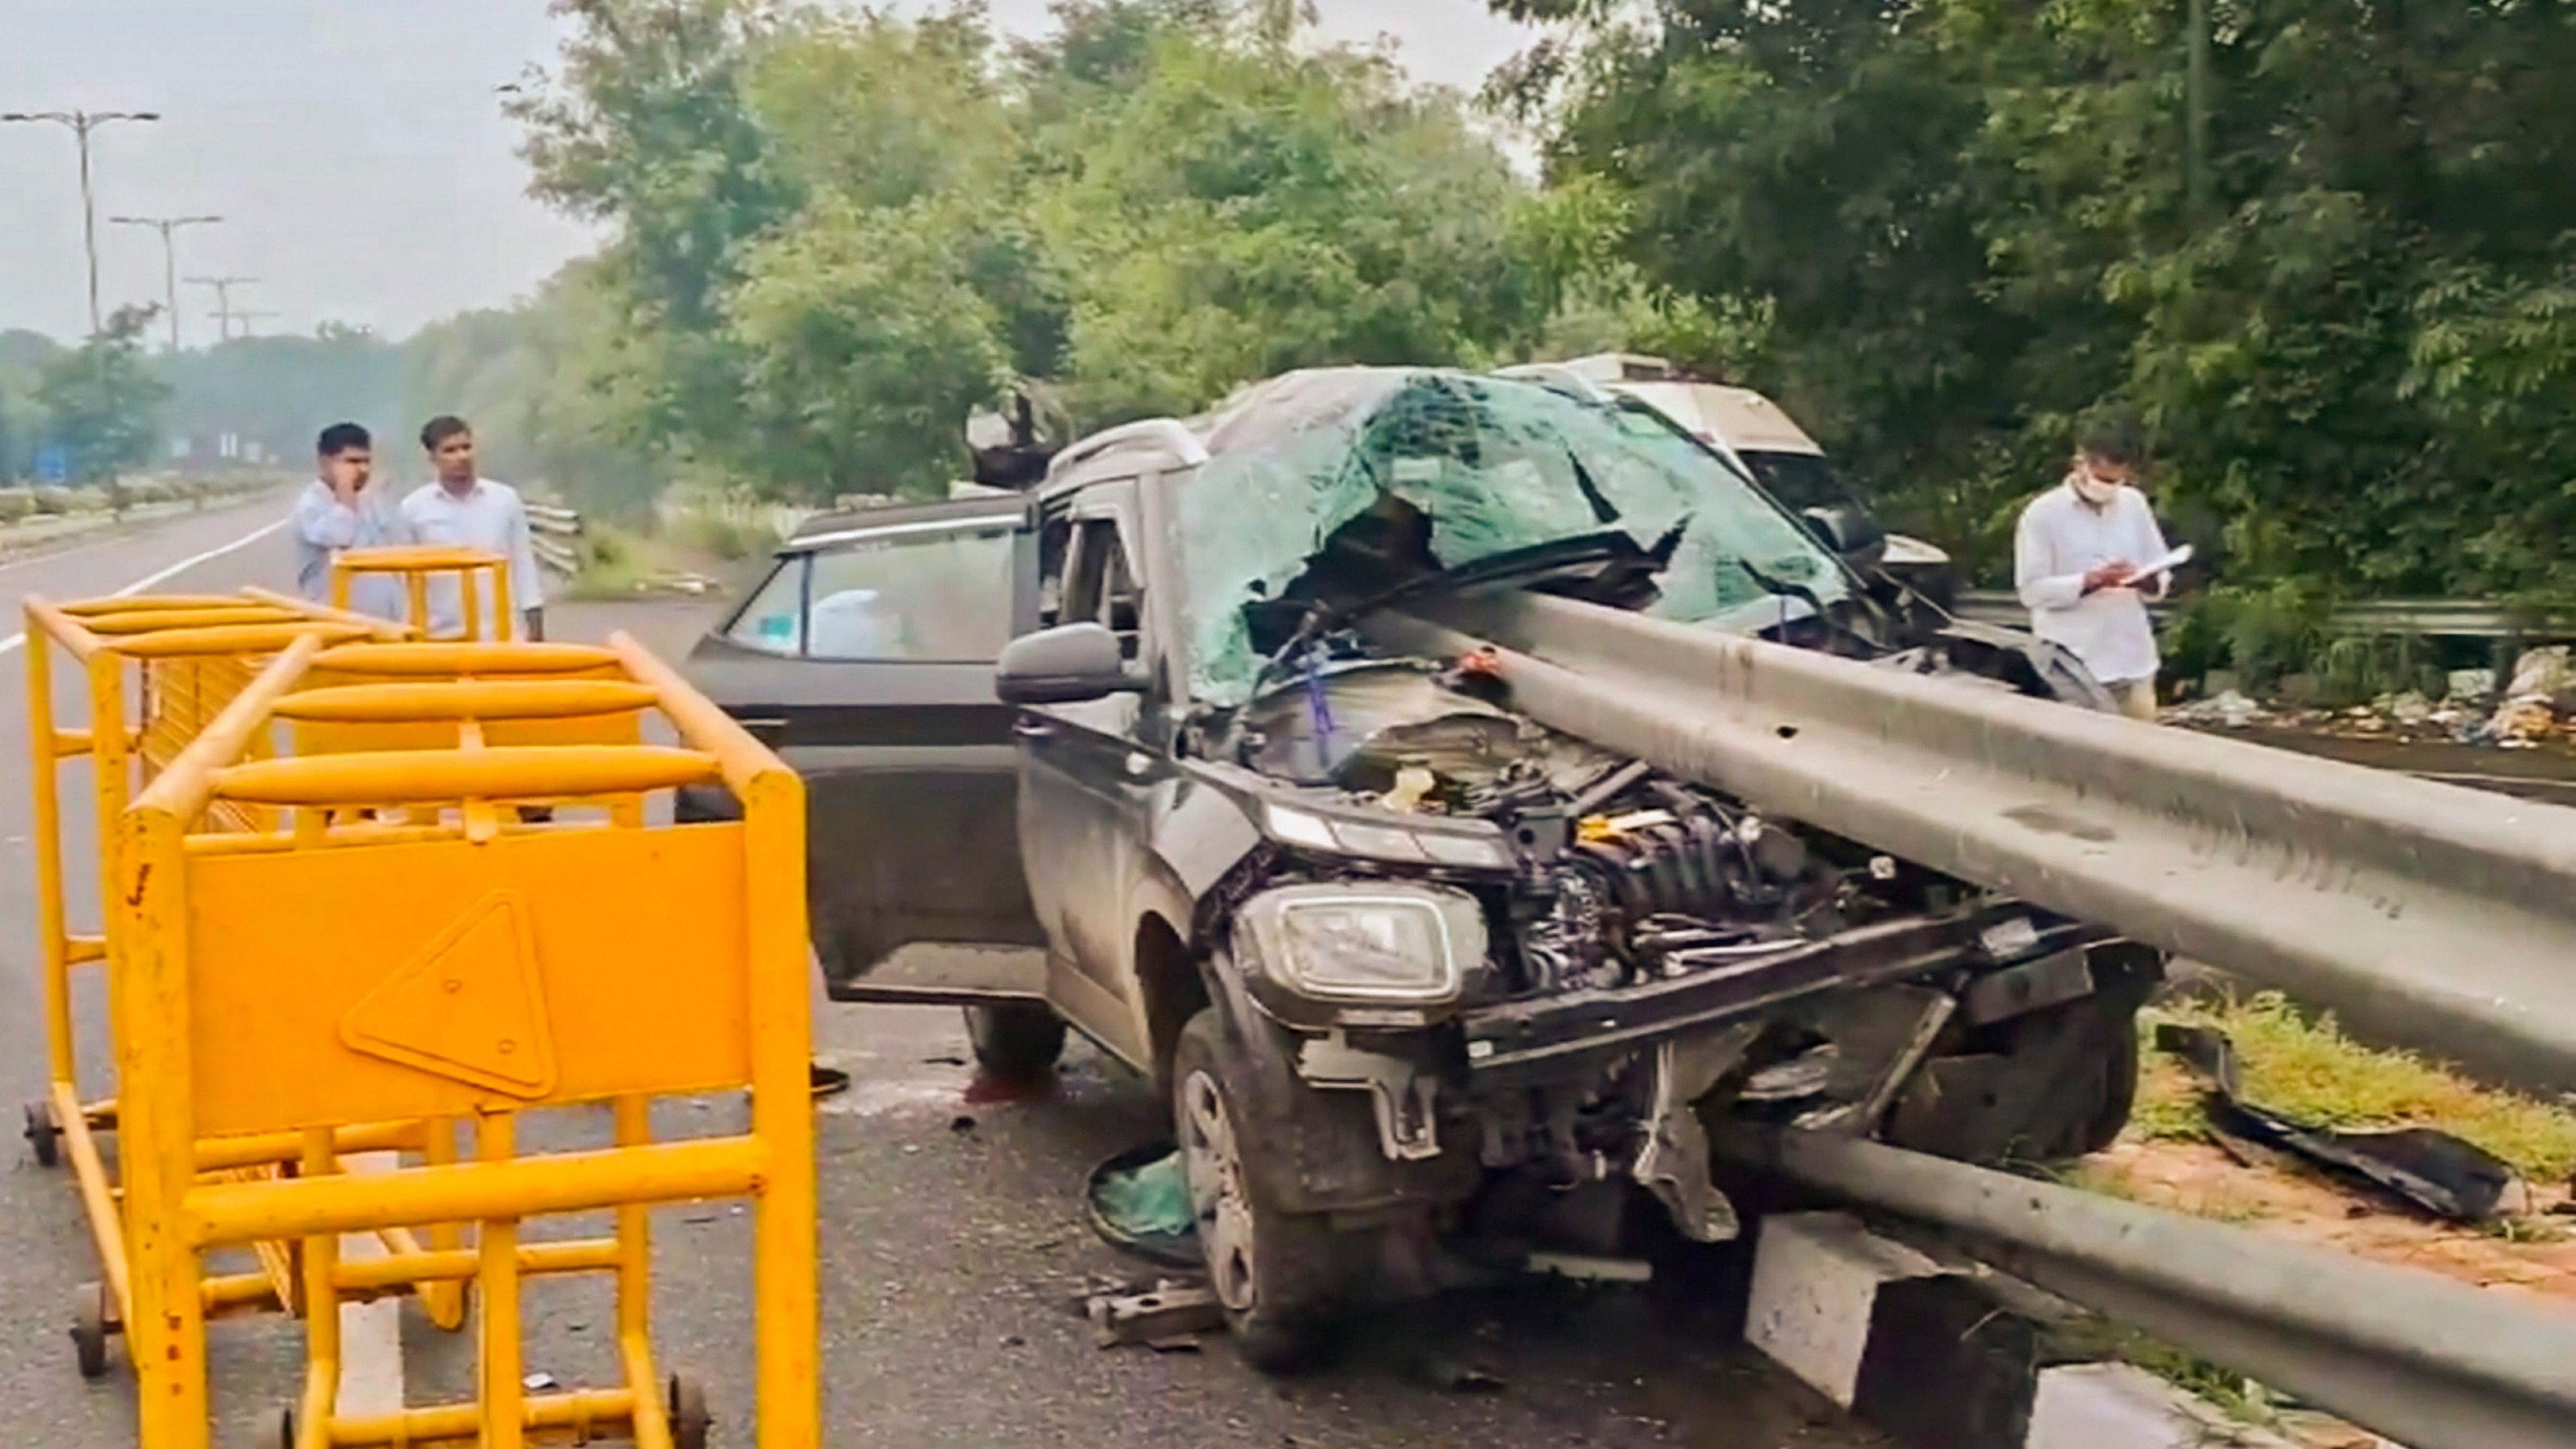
[1231,657,1904,1005]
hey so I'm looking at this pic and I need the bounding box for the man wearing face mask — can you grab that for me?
[2015,425,2175,721]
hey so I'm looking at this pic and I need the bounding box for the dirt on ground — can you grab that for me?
[2086,1138,2576,1305]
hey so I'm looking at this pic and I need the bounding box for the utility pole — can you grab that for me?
[231,309,279,339]
[1,110,162,335]
[109,214,222,350]
[2186,0,2212,226]
[188,275,257,342]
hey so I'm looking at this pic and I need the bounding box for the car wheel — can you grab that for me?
[1171,1008,1359,1373]
[965,1002,1066,1082]
[2061,1009,2140,1158]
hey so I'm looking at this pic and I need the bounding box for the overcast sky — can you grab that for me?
[0,1,1535,347]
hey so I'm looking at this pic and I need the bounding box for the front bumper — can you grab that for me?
[1457,908,2104,1085]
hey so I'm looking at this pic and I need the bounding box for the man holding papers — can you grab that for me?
[2014,424,2182,721]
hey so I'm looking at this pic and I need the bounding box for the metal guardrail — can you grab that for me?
[1730,1131,2576,1449]
[525,501,582,577]
[1956,589,2576,641]
[1378,592,2576,1094]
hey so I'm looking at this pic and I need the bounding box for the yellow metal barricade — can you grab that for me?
[332,544,513,641]
[21,590,419,1373]
[112,633,818,1449]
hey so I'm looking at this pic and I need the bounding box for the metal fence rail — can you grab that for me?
[525,501,582,577]
[1730,1130,2576,1449]
[1955,589,2576,641]
[1378,592,2576,1094]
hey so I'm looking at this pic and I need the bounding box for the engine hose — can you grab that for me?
[1685,815,1740,913]
[1647,822,1710,915]
[1572,841,1657,932]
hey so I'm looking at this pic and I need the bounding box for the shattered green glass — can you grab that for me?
[1170,369,1845,703]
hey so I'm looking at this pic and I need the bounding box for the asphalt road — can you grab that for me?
[0,499,1882,1448]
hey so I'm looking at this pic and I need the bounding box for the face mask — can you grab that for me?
[2070,469,2120,506]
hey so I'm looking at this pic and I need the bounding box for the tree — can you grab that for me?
[35,306,170,485]
[509,0,808,475]
[0,329,62,482]
[1510,0,2576,613]
[729,196,1014,498]
[501,0,1559,503]
[1028,12,1552,422]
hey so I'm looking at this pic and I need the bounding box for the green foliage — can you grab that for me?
[498,0,1565,504]
[1515,0,2576,622]
[1029,18,1549,423]
[730,195,1014,498]
[34,307,171,485]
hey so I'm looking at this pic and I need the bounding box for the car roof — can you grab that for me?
[780,493,1026,554]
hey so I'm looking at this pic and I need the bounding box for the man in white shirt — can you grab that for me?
[2014,427,2173,721]
[400,415,546,641]
[291,422,406,618]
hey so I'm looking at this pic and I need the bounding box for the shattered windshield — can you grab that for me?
[1174,369,1846,703]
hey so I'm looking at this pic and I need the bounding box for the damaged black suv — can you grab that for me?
[686,368,2155,1369]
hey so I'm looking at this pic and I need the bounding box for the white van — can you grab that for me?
[1511,354,1957,605]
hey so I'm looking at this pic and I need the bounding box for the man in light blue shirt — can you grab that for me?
[400,415,546,641]
[292,422,406,618]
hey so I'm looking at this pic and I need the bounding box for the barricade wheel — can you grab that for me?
[22,1099,61,1169]
[69,1282,110,1380]
[262,1406,295,1448]
[669,1372,712,1449]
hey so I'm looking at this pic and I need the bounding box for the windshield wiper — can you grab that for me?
[1244,532,1662,703]
[1740,560,1881,653]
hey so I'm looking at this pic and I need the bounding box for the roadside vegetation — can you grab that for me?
[2132,992,2576,1182]
[20,1,2569,690]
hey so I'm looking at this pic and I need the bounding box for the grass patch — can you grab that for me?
[663,510,772,563]
[2109,1331,2280,1427]
[565,523,661,601]
[2138,992,2576,1181]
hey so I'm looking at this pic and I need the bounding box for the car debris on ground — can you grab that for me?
[2157,1024,2529,1223]
[2167,646,2576,751]
[1086,1280,1227,1349]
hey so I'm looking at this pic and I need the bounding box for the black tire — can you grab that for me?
[261,1407,295,1448]
[669,1372,712,1449]
[1171,1008,1363,1373]
[24,1099,60,1169]
[2064,1011,2141,1158]
[965,1002,1066,1082]
[70,1282,110,1381]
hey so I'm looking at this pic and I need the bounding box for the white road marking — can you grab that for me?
[0,516,286,657]
[337,1152,405,1416]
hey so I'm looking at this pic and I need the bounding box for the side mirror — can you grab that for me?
[1802,505,1889,568]
[996,622,1144,706]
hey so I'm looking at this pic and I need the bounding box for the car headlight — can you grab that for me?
[1263,803,1513,871]
[1237,883,1487,1005]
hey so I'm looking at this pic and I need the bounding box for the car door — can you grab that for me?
[1015,482,1157,1055]
[681,501,1050,1005]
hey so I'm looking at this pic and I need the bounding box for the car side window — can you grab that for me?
[1061,516,1144,664]
[1035,509,1075,628]
[804,523,1022,661]
[722,556,810,656]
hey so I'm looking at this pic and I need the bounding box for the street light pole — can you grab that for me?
[1,110,163,335]
[109,214,223,350]
[186,275,258,344]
